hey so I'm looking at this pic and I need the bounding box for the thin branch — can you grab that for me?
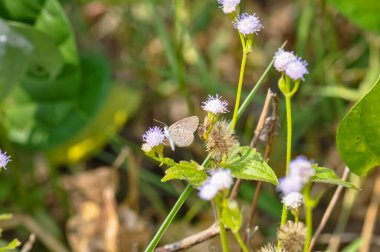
[359,169,380,252]
[308,167,350,252]
[21,233,36,252]
[155,224,220,252]
[244,92,278,246]
[230,89,274,200]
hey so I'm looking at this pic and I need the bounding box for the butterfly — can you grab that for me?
[163,116,199,151]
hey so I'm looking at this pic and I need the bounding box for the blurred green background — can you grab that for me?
[0,0,379,251]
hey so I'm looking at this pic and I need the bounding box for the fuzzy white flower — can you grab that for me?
[285,58,308,81]
[282,192,304,210]
[217,0,240,14]
[234,13,263,36]
[0,150,10,169]
[289,156,314,184]
[274,49,297,72]
[142,126,166,148]
[202,94,229,114]
[198,183,219,200]
[277,175,303,196]
[210,169,233,190]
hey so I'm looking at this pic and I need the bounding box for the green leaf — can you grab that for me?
[311,166,357,189]
[328,0,380,34]
[9,22,64,79]
[161,160,208,187]
[337,76,380,176]
[0,19,32,100]
[222,146,278,185]
[2,54,110,148]
[0,0,103,148]
[0,239,21,251]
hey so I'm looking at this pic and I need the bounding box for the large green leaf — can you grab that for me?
[9,22,64,79]
[162,160,208,187]
[328,0,380,34]
[337,76,380,176]
[0,0,110,148]
[2,54,109,148]
[222,146,278,185]
[0,19,32,99]
[311,166,357,189]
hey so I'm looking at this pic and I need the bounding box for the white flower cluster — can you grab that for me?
[201,94,229,114]
[274,49,308,81]
[277,156,315,209]
[142,126,166,150]
[282,192,304,210]
[217,0,240,14]
[234,13,263,36]
[0,150,10,170]
[199,169,233,200]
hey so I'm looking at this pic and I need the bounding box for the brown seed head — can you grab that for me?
[277,221,306,252]
[258,243,286,252]
[205,120,238,162]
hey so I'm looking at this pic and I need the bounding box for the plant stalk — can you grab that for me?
[231,47,248,130]
[217,206,230,252]
[234,232,249,252]
[278,78,293,249]
[304,184,313,252]
[144,185,193,252]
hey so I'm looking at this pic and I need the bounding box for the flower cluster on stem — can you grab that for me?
[198,169,233,200]
[0,150,11,170]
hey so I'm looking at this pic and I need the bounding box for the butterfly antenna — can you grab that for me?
[154,119,167,127]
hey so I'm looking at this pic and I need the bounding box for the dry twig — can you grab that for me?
[243,92,278,247]
[308,167,350,252]
[230,89,274,200]
[21,233,36,252]
[155,224,220,252]
[360,169,380,252]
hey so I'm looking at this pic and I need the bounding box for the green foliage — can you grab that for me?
[328,0,380,34]
[0,19,32,100]
[0,0,110,149]
[220,199,242,233]
[161,160,208,187]
[337,76,380,176]
[311,165,357,189]
[0,239,20,251]
[0,214,20,251]
[223,146,278,185]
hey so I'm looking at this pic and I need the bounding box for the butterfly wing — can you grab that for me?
[170,116,199,133]
[169,129,195,147]
[168,116,199,148]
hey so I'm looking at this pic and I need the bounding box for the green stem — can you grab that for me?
[144,185,192,252]
[278,78,293,249]
[231,47,248,130]
[234,232,249,252]
[304,184,313,252]
[284,94,292,176]
[217,206,230,252]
